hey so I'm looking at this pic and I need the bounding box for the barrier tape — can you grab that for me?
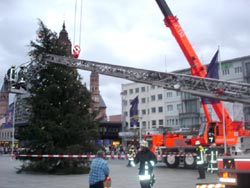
[12,153,195,159]
[10,152,218,159]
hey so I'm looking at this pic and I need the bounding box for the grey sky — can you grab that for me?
[1,0,250,116]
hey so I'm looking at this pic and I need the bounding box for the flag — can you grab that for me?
[4,103,14,128]
[202,50,220,104]
[130,96,139,127]
[206,50,219,79]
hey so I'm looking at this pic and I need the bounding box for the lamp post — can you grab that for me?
[120,91,126,146]
[11,95,16,158]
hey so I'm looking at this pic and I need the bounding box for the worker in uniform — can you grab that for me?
[195,140,206,179]
[6,65,17,88]
[127,144,136,167]
[17,66,27,90]
[206,143,218,173]
[131,140,157,188]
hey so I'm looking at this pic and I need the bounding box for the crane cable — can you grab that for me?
[73,0,83,58]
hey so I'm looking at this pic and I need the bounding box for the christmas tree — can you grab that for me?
[17,20,100,174]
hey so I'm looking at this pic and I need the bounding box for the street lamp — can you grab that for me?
[120,91,126,146]
[11,95,16,158]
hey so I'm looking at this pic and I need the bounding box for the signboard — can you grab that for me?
[118,132,135,137]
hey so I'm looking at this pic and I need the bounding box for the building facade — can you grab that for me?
[121,55,250,134]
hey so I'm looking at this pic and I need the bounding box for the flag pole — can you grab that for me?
[218,46,227,155]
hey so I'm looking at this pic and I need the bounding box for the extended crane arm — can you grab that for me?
[43,54,250,105]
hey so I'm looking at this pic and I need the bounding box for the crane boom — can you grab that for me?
[42,54,250,105]
[155,0,235,128]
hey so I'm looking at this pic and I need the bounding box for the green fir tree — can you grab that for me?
[17,20,100,174]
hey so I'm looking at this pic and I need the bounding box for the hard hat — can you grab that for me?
[195,140,200,145]
[140,140,148,148]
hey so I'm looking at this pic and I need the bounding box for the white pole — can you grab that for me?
[218,47,227,155]
[139,122,142,141]
[11,95,16,158]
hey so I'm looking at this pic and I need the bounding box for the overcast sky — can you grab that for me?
[1,0,250,116]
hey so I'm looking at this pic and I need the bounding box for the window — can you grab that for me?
[158,106,163,113]
[122,100,127,106]
[167,105,173,111]
[152,120,156,128]
[142,121,147,128]
[151,107,156,113]
[177,104,182,113]
[159,119,164,126]
[135,88,139,93]
[176,91,181,96]
[166,92,172,97]
[158,94,163,100]
[234,66,242,74]
[129,89,133,94]
[151,95,156,101]
[151,85,155,89]
[222,69,230,75]
[142,109,146,115]
[141,87,146,92]
[141,98,146,103]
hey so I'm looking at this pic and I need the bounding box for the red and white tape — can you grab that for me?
[11,153,200,159]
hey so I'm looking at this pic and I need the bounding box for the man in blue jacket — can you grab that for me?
[89,150,109,188]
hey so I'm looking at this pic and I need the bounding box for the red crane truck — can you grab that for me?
[143,0,250,169]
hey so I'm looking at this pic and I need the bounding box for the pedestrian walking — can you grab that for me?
[195,140,206,179]
[89,150,110,188]
[131,140,157,188]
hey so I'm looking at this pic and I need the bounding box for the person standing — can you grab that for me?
[89,150,109,188]
[206,143,218,173]
[195,140,206,179]
[127,144,136,167]
[131,140,157,188]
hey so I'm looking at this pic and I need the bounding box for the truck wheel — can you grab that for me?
[165,155,179,168]
[184,156,196,169]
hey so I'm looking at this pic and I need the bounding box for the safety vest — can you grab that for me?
[196,146,205,165]
[207,150,218,172]
[128,148,136,161]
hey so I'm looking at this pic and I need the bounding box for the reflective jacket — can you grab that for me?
[127,147,136,161]
[131,148,157,180]
[196,145,205,165]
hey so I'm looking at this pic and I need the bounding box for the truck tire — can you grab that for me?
[184,156,196,169]
[164,155,179,168]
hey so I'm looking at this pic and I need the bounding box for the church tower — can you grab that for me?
[90,71,107,121]
[0,91,8,118]
[58,22,72,56]
[90,71,100,109]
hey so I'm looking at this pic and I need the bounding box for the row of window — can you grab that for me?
[221,66,242,75]
[166,119,179,126]
[123,106,164,117]
[124,85,161,95]
[0,130,13,140]
[99,127,119,133]
[141,119,164,129]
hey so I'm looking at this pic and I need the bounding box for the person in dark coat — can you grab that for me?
[131,140,157,188]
